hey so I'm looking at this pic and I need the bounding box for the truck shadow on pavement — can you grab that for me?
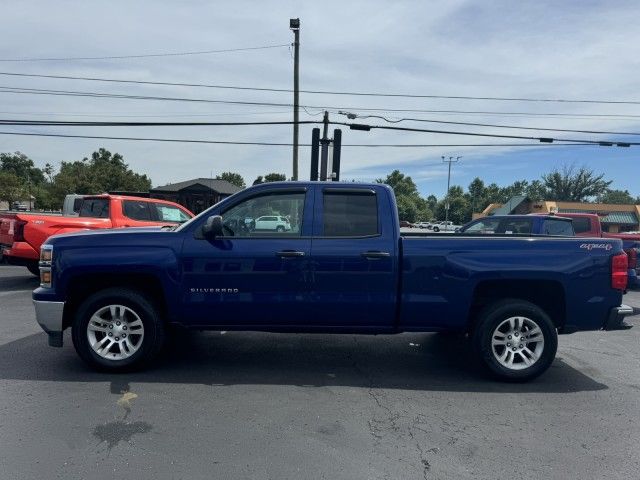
[0,269,39,292]
[0,329,608,394]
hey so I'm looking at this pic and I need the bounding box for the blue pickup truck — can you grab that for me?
[32,182,633,381]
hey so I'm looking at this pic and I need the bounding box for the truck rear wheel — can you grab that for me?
[472,299,557,382]
[71,288,165,371]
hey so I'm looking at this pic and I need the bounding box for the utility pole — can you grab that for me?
[320,111,330,180]
[290,18,300,180]
[442,156,461,225]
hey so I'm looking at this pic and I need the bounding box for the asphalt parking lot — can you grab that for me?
[1,264,639,479]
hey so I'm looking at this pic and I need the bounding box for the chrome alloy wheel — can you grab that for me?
[491,316,544,370]
[86,305,145,360]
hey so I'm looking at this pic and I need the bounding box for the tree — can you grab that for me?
[597,189,636,204]
[216,171,245,188]
[467,177,485,211]
[425,195,438,214]
[252,173,287,185]
[499,180,529,202]
[0,171,24,206]
[525,180,547,201]
[376,170,419,198]
[542,165,611,202]
[50,148,151,207]
[435,195,470,224]
[377,169,435,220]
[396,195,419,222]
[264,173,287,182]
[0,151,45,185]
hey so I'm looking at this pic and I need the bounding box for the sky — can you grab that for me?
[0,0,639,197]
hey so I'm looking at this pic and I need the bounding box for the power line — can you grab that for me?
[0,44,291,62]
[0,118,634,146]
[341,113,640,136]
[1,71,639,106]
[0,110,295,118]
[0,130,601,147]
[335,121,636,146]
[0,119,317,127]
[3,85,640,120]
[0,85,294,107]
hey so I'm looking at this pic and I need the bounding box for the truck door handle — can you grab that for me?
[276,250,306,258]
[361,251,390,259]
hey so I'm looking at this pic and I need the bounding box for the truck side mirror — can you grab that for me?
[202,215,224,239]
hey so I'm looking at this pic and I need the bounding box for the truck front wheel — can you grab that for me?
[71,288,165,371]
[472,299,557,382]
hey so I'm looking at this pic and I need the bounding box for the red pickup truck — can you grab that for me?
[552,212,640,287]
[0,194,193,275]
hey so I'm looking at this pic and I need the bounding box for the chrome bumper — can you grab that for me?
[33,300,65,347]
[604,304,634,331]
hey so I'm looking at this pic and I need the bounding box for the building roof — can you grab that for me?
[558,209,638,225]
[151,178,243,195]
[602,212,638,225]
[489,196,529,216]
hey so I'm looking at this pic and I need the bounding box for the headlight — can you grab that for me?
[40,268,52,288]
[39,245,53,288]
[40,244,53,264]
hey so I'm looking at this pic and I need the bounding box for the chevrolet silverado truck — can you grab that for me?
[32,182,633,381]
[1,194,193,275]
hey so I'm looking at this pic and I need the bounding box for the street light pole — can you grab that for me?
[290,18,300,180]
[442,155,461,226]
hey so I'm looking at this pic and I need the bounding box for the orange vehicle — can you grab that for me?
[0,194,193,275]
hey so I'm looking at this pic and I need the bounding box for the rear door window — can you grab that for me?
[79,199,110,218]
[123,200,153,221]
[322,190,378,237]
[571,217,592,234]
[542,219,575,236]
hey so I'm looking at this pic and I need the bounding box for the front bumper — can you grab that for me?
[604,304,634,331]
[33,300,65,347]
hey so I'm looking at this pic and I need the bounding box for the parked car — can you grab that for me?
[254,215,291,232]
[432,221,461,232]
[399,220,415,228]
[33,182,632,381]
[415,221,431,229]
[0,195,193,275]
[11,202,29,212]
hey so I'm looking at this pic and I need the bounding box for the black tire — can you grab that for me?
[276,225,285,232]
[471,299,558,382]
[26,262,40,276]
[71,288,165,371]
[432,226,440,232]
